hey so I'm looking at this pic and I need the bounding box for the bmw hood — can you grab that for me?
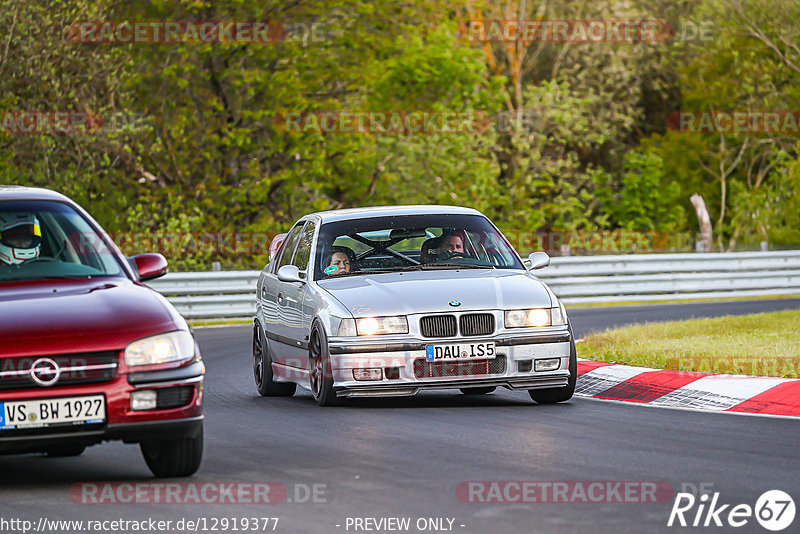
[318,269,555,317]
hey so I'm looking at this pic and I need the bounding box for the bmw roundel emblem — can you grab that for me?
[449,300,461,307]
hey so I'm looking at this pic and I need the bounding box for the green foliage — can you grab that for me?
[2,0,800,269]
[598,150,684,233]
[758,152,800,246]
[493,80,610,232]
[637,0,800,249]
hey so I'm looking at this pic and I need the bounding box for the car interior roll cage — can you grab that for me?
[348,232,422,266]
[342,228,492,269]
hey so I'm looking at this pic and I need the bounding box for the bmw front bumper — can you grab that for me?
[326,328,572,397]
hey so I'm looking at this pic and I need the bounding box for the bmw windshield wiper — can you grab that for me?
[407,263,495,270]
[436,263,495,269]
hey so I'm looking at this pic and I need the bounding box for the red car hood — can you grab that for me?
[0,278,182,358]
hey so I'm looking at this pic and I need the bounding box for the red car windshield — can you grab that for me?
[0,200,125,283]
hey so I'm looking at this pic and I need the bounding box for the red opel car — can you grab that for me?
[0,186,203,477]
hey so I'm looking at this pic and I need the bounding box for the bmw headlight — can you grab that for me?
[125,330,196,366]
[337,316,409,336]
[505,308,566,328]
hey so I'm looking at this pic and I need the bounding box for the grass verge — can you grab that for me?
[189,318,252,327]
[567,293,800,308]
[580,310,800,378]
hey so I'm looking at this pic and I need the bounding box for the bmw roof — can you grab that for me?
[307,205,484,223]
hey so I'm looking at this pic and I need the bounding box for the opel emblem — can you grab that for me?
[449,300,461,307]
[30,358,61,387]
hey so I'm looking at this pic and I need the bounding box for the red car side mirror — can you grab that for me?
[133,253,168,281]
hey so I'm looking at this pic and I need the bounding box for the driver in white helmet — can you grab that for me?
[0,214,42,265]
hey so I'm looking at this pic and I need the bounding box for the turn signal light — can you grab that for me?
[352,368,383,381]
[534,358,561,372]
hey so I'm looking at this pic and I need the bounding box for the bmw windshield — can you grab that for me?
[314,214,524,280]
[0,200,125,283]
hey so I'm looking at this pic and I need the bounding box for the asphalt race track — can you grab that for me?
[1,298,799,533]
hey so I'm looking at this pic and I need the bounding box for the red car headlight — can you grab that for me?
[125,330,195,367]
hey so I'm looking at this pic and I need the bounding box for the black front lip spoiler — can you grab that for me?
[0,416,203,453]
[329,332,571,354]
[336,373,571,397]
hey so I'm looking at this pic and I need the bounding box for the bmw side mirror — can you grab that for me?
[277,264,305,284]
[132,253,169,281]
[526,251,550,270]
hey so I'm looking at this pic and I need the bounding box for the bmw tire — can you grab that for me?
[309,321,342,407]
[528,324,577,404]
[253,322,296,397]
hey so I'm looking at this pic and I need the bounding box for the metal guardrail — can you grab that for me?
[148,271,260,320]
[147,251,800,319]
[539,251,800,304]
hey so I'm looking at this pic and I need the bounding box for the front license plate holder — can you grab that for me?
[425,342,496,362]
[0,395,106,431]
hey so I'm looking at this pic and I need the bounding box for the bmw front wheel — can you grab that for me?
[309,321,342,407]
[528,324,577,404]
[253,322,296,397]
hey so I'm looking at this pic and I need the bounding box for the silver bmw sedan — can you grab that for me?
[253,206,575,406]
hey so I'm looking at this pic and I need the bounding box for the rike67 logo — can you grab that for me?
[668,490,795,531]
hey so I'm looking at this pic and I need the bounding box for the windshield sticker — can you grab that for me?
[324,265,338,274]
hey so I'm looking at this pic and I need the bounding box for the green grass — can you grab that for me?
[581,310,800,378]
[189,318,252,327]
[567,293,800,308]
